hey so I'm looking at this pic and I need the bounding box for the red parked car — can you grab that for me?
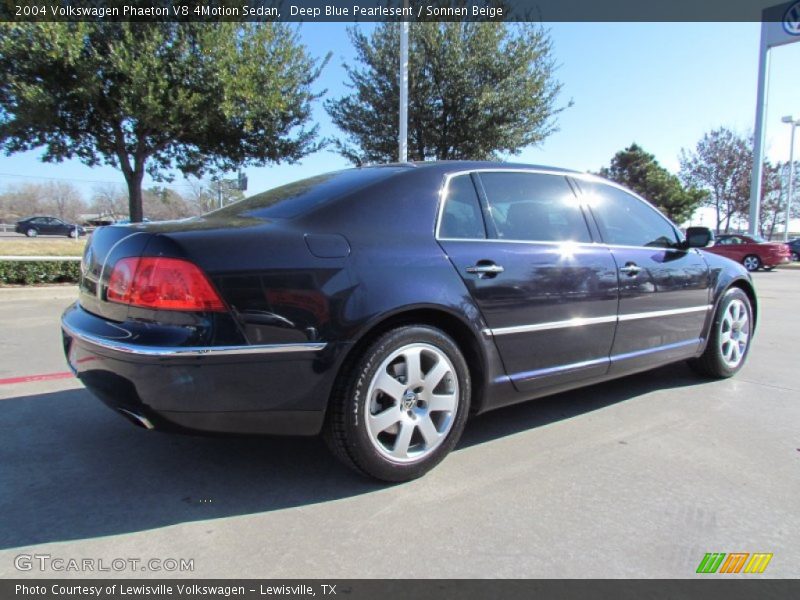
[704,234,791,272]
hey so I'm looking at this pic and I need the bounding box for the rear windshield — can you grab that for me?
[208,167,408,219]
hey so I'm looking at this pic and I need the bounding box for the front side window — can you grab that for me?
[438,175,486,239]
[478,172,591,243]
[583,183,680,249]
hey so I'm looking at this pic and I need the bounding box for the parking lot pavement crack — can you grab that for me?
[736,379,800,393]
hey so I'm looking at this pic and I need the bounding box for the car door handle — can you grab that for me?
[619,263,642,276]
[465,263,504,278]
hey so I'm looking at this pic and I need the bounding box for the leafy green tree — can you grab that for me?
[326,22,568,164]
[679,128,752,234]
[0,23,328,222]
[599,143,705,224]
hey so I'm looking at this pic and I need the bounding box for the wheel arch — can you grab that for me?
[727,278,758,331]
[704,276,758,344]
[331,305,489,416]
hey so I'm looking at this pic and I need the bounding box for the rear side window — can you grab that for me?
[583,183,680,249]
[479,172,591,243]
[209,167,409,219]
[438,175,486,239]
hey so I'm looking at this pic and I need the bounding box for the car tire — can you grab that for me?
[25,228,37,237]
[324,325,471,482]
[688,287,753,379]
[791,251,798,262]
[742,255,761,272]
[68,229,78,239]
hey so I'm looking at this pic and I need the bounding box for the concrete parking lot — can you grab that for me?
[0,271,797,578]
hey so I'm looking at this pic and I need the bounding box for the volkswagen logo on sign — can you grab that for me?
[784,1,800,35]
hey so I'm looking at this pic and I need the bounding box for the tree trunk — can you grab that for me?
[125,171,145,223]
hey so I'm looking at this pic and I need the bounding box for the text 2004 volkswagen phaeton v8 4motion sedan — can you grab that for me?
[62,162,757,481]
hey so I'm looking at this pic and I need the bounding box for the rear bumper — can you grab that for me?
[61,303,336,436]
[765,255,791,267]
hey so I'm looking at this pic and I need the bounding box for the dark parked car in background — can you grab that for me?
[61,162,757,481]
[703,233,791,271]
[15,216,85,238]
[787,238,800,262]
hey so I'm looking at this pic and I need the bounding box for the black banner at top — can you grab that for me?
[3,0,800,23]
[3,580,800,600]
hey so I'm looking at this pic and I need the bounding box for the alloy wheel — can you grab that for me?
[742,256,760,271]
[719,298,749,369]
[364,343,458,463]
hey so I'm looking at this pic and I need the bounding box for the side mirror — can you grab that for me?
[685,226,714,248]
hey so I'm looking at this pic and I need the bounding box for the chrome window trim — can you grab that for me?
[434,169,686,251]
[569,173,686,247]
[63,321,327,358]
[434,168,581,241]
[484,305,712,337]
[436,237,694,254]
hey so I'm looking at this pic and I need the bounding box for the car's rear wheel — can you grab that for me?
[68,229,78,238]
[688,287,752,378]
[791,251,799,261]
[742,255,761,271]
[324,325,471,482]
[25,228,37,238]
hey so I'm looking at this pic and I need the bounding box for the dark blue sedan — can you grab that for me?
[61,162,757,481]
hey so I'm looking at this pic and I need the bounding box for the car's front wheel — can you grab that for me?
[742,255,761,271]
[689,287,753,378]
[25,228,37,238]
[324,325,471,482]
[791,251,799,262]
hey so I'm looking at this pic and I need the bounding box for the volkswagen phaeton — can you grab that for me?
[61,162,756,481]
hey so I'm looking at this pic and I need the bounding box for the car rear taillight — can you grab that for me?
[107,257,225,312]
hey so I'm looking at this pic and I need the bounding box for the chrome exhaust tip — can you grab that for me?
[118,408,155,430]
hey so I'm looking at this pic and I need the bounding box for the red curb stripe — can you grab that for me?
[0,372,75,385]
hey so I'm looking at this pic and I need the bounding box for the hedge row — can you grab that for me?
[0,260,81,285]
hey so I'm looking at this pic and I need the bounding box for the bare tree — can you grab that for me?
[679,128,751,234]
[760,160,800,239]
[90,184,128,222]
[0,181,84,223]
[0,183,44,222]
[44,181,84,221]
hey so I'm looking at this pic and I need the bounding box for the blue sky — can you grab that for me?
[1,22,798,212]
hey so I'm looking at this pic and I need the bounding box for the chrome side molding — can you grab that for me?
[485,305,712,337]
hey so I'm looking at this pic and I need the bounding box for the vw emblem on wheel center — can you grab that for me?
[402,389,417,410]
